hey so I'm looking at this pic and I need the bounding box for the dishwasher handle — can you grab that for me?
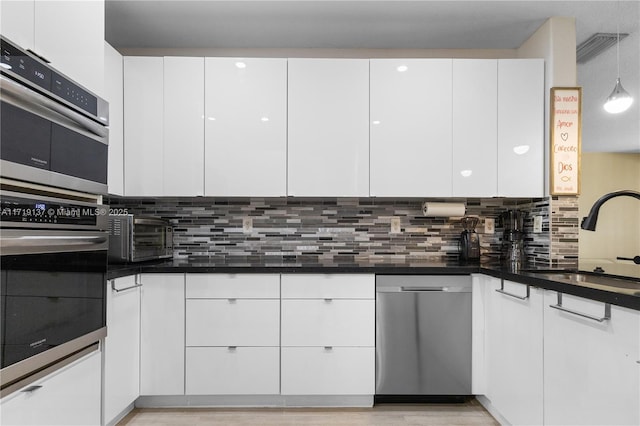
[401,286,448,292]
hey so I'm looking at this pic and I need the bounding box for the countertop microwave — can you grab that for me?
[108,215,173,263]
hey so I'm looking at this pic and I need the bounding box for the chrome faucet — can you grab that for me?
[581,190,640,231]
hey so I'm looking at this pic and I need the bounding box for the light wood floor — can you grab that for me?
[118,400,499,426]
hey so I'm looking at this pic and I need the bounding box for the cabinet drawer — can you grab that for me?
[186,274,280,299]
[281,299,374,346]
[186,347,279,395]
[281,274,374,299]
[281,347,374,395]
[186,299,279,346]
[1,350,101,425]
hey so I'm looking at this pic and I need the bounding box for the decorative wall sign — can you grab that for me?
[550,87,582,195]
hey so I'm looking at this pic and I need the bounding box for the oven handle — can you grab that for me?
[0,229,108,255]
[0,75,107,141]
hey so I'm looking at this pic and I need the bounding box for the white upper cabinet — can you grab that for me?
[370,59,453,197]
[204,58,287,196]
[164,57,205,196]
[287,58,370,197]
[1,0,105,95]
[1,0,35,49]
[452,59,498,197]
[123,56,164,197]
[105,42,124,196]
[497,59,544,197]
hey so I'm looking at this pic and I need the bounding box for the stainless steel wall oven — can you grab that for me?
[0,35,109,195]
[0,188,108,396]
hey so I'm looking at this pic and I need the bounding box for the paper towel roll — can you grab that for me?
[422,202,466,217]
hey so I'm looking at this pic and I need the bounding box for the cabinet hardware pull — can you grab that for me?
[323,298,333,302]
[228,346,237,350]
[549,293,611,323]
[111,280,142,293]
[495,281,530,300]
[22,385,42,393]
[228,298,237,303]
[401,286,446,292]
[135,274,142,285]
[323,346,333,350]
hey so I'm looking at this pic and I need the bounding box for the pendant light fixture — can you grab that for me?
[604,1,633,114]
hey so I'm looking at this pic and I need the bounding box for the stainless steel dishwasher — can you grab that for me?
[375,275,472,400]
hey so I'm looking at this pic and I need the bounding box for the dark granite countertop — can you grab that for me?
[107,258,640,311]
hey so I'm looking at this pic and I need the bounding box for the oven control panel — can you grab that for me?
[0,36,103,122]
[0,193,103,228]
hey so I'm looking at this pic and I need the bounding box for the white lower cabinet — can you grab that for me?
[543,291,640,426]
[281,347,375,395]
[186,347,280,395]
[281,299,374,347]
[139,274,185,396]
[185,274,280,395]
[486,278,543,426]
[103,276,141,425]
[280,274,375,396]
[0,350,101,426]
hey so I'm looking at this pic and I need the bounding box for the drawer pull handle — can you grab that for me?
[228,346,237,350]
[495,282,530,300]
[324,346,333,350]
[228,298,237,303]
[549,293,611,323]
[324,298,333,302]
[111,280,142,293]
[22,385,42,393]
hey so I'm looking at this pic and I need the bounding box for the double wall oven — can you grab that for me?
[0,35,109,396]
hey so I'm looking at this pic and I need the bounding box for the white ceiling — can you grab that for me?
[105,0,640,153]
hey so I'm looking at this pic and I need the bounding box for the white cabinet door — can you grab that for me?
[139,274,185,396]
[105,42,124,196]
[186,273,280,299]
[281,299,374,347]
[1,0,35,50]
[497,59,544,197]
[204,58,287,196]
[487,279,543,426]
[471,274,489,395]
[544,291,640,426]
[452,59,497,197]
[186,299,280,347]
[123,57,164,197]
[33,0,105,95]
[186,347,280,395]
[103,276,140,425]
[281,274,374,299]
[281,347,375,395]
[164,57,204,196]
[1,350,101,426]
[288,58,369,197]
[370,59,453,197]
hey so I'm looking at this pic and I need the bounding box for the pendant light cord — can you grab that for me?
[616,0,620,79]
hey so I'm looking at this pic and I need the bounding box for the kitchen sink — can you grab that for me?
[532,272,640,295]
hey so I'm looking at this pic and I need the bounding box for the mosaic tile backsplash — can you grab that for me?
[106,196,577,266]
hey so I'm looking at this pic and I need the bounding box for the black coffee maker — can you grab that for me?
[459,216,480,261]
[501,210,525,266]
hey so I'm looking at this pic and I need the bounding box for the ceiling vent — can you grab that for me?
[577,32,629,63]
